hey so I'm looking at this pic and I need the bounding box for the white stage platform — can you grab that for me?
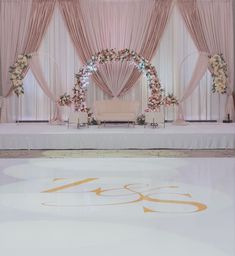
[0,122,234,150]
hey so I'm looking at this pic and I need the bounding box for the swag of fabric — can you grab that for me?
[0,0,61,123]
[175,0,234,123]
[58,0,173,98]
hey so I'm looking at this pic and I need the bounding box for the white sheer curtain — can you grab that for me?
[11,3,226,121]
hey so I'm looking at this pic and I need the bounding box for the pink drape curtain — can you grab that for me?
[0,0,32,122]
[177,0,234,122]
[22,0,62,122]
[29,55,61,121]
[0,0,59,122]
[23,0,55,54]
[59,0,173,97]
[121,0,174,95]
[197,0,234,120]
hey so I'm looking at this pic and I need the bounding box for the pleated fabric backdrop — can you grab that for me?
[1,2,229,122]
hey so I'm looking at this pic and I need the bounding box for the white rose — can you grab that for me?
[12,80,17,86]
[19,63,26,70]
[18,60,24,65]
[10,74,17,80]
[220,73,226,80]
[15,68,22,74]
[217,69,223,74]
[13,80,22,86]
[22,56,27,63]
[15,87,23,95]
[15,81,20,86]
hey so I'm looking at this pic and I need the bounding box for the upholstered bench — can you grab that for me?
[94,98,139,125]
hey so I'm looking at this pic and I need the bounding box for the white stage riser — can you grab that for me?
[0,123,234,149]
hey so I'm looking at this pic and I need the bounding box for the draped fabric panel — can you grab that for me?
[197,0,234,119]
[23,0,56,54]
[18,2,222,121]
[0,0,33,122]
[1,1,232,122]
[177,0,209,52]
[22,0,62,122]
[119,0,173,95]
[59,0,173,97]
[177,0,234,122]
[59,0,112,96]
[29,55,62,122]
[176,0,210,122]
[21,4,218,122]
[0,0,60,122]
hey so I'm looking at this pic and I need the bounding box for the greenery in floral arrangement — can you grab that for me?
[9,54,31,96]
[208,54,228,94]
[136,114,145,125]
[57,93,72,106]
[163,93,179,106]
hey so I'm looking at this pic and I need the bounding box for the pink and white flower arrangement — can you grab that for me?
[162,93,179,107]
[209,54,228,94]
[57,93,72,107]
[9,54,31,96]
[72,79,88,112]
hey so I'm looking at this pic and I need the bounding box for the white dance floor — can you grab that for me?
[0,157,234,256]
[0,122,234,149]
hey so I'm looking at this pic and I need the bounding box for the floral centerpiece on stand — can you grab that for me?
[208,54,228,94]
[9,54,31,96]
[57,93,72,107]
[145,90,179,112]
[162,93,179,107]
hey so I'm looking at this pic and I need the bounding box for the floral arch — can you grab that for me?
[9,49,178,116]
[58,48,178,112]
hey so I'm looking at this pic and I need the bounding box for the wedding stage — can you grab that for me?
[0,122,234,150]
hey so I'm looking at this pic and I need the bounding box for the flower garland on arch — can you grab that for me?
[58,49,178,111]
[208,54,228,94]
[9,54,32,96]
